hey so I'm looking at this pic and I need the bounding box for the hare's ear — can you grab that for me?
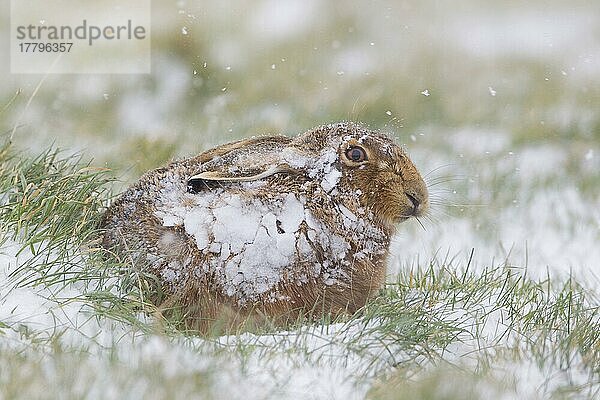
[188,164,294,183]
[190,135,291,164]
[187,136,301,191]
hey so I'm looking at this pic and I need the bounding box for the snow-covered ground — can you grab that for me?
[393,130,600,286]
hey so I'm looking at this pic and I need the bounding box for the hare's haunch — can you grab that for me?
[101,122,428,332]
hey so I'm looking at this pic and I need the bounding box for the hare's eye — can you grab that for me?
[345,146,367,163]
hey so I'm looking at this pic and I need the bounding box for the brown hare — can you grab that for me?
[100,122,428,332]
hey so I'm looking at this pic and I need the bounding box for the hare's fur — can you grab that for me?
[101,122,428,332]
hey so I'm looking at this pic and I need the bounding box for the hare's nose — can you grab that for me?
[406,193,420,215]
[406,190,430,217]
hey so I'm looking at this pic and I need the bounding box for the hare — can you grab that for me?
[100,122,428,332]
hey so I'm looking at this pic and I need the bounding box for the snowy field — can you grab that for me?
[1,0,599,399]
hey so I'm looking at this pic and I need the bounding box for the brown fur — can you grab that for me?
[100,122,428,334]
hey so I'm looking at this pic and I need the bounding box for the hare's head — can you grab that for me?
[291,123,429,228]
[187,122,428,230]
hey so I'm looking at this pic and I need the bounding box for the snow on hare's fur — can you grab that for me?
[101,122,429,332]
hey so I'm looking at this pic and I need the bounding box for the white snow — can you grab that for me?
[278,193,306,233]
[160,213,183,227]
[212,196,263,254]
[320,168,342,192]
[305,148,342,192]
[183,209,213,250]
[153,185,347,301]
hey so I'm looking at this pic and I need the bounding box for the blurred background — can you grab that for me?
[1,0,599,281]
